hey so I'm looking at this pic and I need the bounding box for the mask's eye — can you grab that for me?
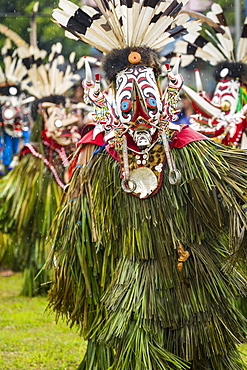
[121,99,132,113]
[146,97,157,110]
[54,119,63,128]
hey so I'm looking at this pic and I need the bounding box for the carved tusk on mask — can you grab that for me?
[195,69,203,93]
[172,55,181,76]
[182,85,221,118]
[94,74,101,96]
[84,57,92,86]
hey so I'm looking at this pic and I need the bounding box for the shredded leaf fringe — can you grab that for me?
[48,140,247,369]
[0,151,62,296]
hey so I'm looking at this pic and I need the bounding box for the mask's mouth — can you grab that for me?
[60,131,72,137]
[129,118,152,130]
[58,125,78,136]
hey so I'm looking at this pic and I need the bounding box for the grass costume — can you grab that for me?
[48,0,247,368]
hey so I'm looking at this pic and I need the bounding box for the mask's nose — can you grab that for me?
[131,79,149,122]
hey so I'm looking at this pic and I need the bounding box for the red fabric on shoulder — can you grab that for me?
[76,125,210,161]
[172,126,210,148]
[106,145,120,161]
[20,147,31,158]
[77,126,105,147]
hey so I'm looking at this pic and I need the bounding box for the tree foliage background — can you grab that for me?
[0,0,92,59]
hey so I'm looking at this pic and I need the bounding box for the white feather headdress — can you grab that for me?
[0,25,85,99]
[53,0,202,54]
[18,42,86,99]
[0,38,28,87]
[170,3,246,66]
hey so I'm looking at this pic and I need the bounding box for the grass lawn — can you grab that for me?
[0,273,87,370]
[0,273,247,369]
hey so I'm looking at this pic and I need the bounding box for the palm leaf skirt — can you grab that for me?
[0,232,16,270]
[0,152,63,296]
[48,140,247,369]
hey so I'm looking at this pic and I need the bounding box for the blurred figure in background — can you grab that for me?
[176,93,195,125]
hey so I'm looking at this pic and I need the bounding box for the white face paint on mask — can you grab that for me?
[115,66,162,125]
[211,78,240,121]
[41,104,80,146]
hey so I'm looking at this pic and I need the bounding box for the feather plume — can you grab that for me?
[169,3,245,67]
[181,9,228,37]
[0,66,5,84]
[131,0,161,46]
[206,4,234,61]
[52,1,120,52]
[0,24,29,49]
[152,19,201,50]
[141,1,190,47]
[53,0,210,54]
[237,17,247,62]
[0,39,28,86]
[30,2,39,47]
[16,41,83,98]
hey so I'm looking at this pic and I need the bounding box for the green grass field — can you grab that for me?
[0,273,87,370]
[0,272,247,369]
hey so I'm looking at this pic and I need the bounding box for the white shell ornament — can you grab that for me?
[129,167,158,199]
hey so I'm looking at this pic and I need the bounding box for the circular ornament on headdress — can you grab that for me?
[9,86,18,96]
[220,68,229,78]
[128,51,141,64]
